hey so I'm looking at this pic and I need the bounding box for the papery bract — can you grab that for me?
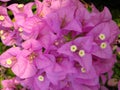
[0,0,119,90]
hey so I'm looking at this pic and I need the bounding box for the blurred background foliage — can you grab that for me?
[0,0,120,89]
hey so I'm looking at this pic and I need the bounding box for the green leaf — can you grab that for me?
[87,6,92,12]
[0,76,4,89]
[5,68,15,77]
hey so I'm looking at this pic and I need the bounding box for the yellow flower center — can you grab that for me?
[0,30,4,35]
[54,41,59,46]
[70,45,77,52]
[79,50,85,57]
[100,42,107,49]
[39,12,44,18]
[99,33,105,40]
[38,75,44,81]
[12,44,16,48]
[18,27,23,32]
[1,35,6,40]
[17,4,24,8]
[28,52,37,63]
[0,15,5,21]
[81,67,86,73]
[6,58,12,65]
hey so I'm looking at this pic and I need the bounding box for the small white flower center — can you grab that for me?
[54,41,59,46]
[118,52,120,55]
[0,30,4,35]
[81,67,86,73]
[70,45,77,52]
[100,42,107,49]
[13,44,16,48]
[38,75,44,81]
[39,12,44,17]
[79,50,85,57]
[17,4,24,8]
[18,27,23,32]
[1,35,6,40]
[6,58,12,65]
[0,15,5,21]
[99,33,105,40]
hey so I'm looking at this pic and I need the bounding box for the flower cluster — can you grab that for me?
[0,0,120,90]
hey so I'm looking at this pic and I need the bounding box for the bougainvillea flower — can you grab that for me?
[0,46,37,79]
[100,7,112,21]
[0,28,22,46]
[12,13,26,28]
[1,78,17,90]
[35,0,79,18]
[11,55,37,78]
[35,0,51,18]
[74,64,98,80]
[36,53,76,85]
[20,16,44,39]
[93,55,116,75]
[0,6,12,27]
[88,7,112,26]
[75,4,94,31]
[36,54,66,85]
[0,47,21,68]
[37,25,57,49]
[21,70,50,90]
[58,36,93,72]
[61,74,99,90]
[11,39,42,78]
[34,71,50,90]
[87,22,116,59]
[22,39,42,51]
[7,2,34,17]
[45,5,82,34]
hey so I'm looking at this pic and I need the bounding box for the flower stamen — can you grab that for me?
[81,67,86,73]
[100,42,107,49]
[17,4,24,8]
[6,58,12,65]
[99,33,106,40]
[79,50,85,57]
[28,52,37,62]
[0,30,4,36]
[18,27,23,32]
[38,75,44,81]
[70,45,77,52]
[0,15,5,21]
